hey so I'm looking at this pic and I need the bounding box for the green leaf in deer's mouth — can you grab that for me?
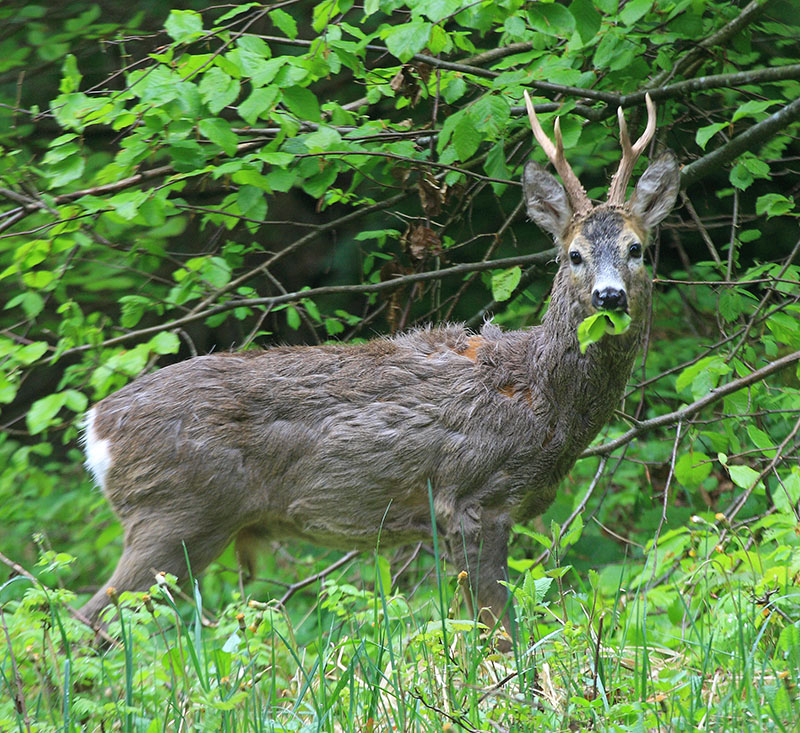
[577,311,632,354]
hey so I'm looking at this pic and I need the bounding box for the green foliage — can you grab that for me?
[577,310,632,353]
[1,0,800,728]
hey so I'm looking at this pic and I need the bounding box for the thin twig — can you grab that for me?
[278,550,359,606]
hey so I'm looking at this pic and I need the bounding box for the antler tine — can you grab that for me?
[523,90,592,216]
[607,93,658,206]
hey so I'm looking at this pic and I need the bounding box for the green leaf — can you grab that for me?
[119,295,151,328]
[198,118,238,156]
[27,392,68,434]
[168,140,207,172]
[286,306,301,330]
[15,341,49,365]
[471,94,510,137]
[491,267,522,302]
[149,331,180,355]
[384,21,432,62]
[756,193,794,219]
[453,113,482,161]
[774,469,800,515]
[282,85,321,122]
[731,99,779,123]
[675,451,712,487]
[728,464,760,490]
[270,8,298,39]
[0,376,18,404]
[63,389,88,413]
[59,54,82,94]
[214,3,259,24]
[619,0,652,26]
[675,355,731,400]
[729,161,752,190]
[569,0,601,42]
[695,122,727,150]
[199,67,239,114]
[238,86,279,125]
[528,4,576,36]
[164,9,203,43]
[577,311,631,353]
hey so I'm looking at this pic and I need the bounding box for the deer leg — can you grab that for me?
[445,506,514,647]
[80,512,238,624]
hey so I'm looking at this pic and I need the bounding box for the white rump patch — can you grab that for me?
[82,407,112,491]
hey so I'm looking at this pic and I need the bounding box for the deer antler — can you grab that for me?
[523,90,592,217]
[607,93,657,207]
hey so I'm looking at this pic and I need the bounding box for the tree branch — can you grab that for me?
[59,248,556,356]
[681,95,800,188]
[582,349,800,458]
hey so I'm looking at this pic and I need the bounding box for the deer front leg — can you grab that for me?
[444,505,515,648]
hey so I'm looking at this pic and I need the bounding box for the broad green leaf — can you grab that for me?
[453,113,481,161]
[675,451,712,487]
[675,355,731,400]
[286,306,301,330]
[0,376,18,404]
[149,331,180,355]
[491,267,522,302]
[164,9,203,43]
[63,389,88,413]
[168,140,207,172]
[728,464,760,489]
[528,4,576,36]
[384,21,432,62]
[756,193,794,218]
[746,425,775,457]
[471,94,510,137]
[577,311,631,353]
[695,122,727,150]
[282,85,321,122]
[239,86,279,125]
[199,67,239,114]
[619,0,652,26]
[569,0,601,42]
[198,118,238,156]
[270,8,298,39]
[119,295,150,328]
[15,341,49,365]
[27,392,68,434]
[731,99,778,123]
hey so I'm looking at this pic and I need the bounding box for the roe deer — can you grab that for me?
[80,92,680,638]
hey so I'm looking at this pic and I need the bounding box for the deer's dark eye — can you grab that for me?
[569,250,583,265]
[629,242,642,258]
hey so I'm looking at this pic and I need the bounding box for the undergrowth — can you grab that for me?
[2,500,798,731]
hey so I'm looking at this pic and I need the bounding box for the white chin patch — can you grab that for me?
[83,407,112,491]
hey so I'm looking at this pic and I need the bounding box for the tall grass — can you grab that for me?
[2,516,798,731]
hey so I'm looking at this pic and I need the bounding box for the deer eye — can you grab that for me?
[628,242,642,258]
[569,250,583,265]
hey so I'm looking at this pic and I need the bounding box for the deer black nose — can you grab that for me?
[592,286,627,311]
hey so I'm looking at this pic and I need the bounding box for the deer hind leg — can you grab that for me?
[80,512,239,624]
[444,506,514,647]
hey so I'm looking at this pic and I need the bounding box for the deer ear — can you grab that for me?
[628,151,680,230]
[523,160,573,240]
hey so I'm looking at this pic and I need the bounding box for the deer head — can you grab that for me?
[521,91,680,322]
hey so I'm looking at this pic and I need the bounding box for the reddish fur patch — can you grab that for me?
[457,336,484,362]
[498,385,532,404]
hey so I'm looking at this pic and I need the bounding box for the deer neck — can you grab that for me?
[524,265,650,443]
